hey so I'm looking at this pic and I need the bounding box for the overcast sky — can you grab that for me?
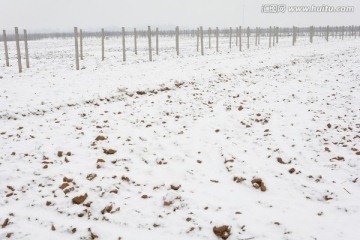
[0,0,359,32]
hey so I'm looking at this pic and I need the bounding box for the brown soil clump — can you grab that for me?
[213,225,231,240]
[72,193,88,204]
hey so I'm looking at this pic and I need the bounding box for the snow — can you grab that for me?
[0,35,360,240]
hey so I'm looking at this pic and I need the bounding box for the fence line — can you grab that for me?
[1,25,359,72]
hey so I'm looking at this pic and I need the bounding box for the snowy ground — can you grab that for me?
[0,35,359,240]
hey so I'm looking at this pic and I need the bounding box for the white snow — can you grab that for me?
[0,35,359,240]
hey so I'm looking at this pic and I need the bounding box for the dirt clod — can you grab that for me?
[60,183,69,190]
[277,157,285,164]
[289,168,296,174]
[233,176,246,183]
[251,178,267,192]
[72,193,88,204]
[170,184,181,191]
[95,135,106,141]
[2,218,9,228]
[213,225,231,240]
[87,173,97,181]
[103,149,117,155]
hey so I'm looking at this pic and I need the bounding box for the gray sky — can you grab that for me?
[1,0,359,32]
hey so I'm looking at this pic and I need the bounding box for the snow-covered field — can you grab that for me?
[0,35,359,240]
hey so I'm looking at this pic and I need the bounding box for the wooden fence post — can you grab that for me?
[134,28,138,55]
[292,26,296,46]
[216,27,219,52]
[229,27,232,49]
[342,26,344,40]
[276,27,279,43]
[176,26,179,56]
[326,25,329,41]
[273,26,275,46]
[101,28,105,61]
[335,26,338,39]
[320,26,322,38]
[14,27,22,73]
[258,28,261,45]
[200,26,204,55]
[247,27,250,49]
[3,30,9,67]
[148,26,152,61]
[236,27,238,46]
[239,26,242,51]
[269,27,271,48]
[80,29,83,60]
[196,27,199,52]
[156,27,159,55]
[122,27,126,62]
[24,29,29,68]
[208,27,211,49]
[74,27,79,70]
[255,27,258,46]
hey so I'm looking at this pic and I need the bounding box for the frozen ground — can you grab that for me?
[0,35,359,240]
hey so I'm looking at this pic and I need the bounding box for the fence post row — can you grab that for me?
[5,25,358,72]
[24,29,30,68]
[148,26,152,61]
[74,27,79,70]
[122,27,126,62]
[3,30,9,67]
